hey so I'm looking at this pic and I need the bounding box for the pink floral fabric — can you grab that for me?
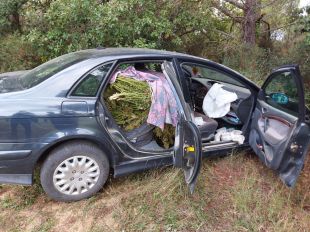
[110,66,178,130]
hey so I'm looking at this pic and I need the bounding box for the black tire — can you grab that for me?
[40,141,109,202]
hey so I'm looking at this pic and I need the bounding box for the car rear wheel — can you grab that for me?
[40,141,109,202]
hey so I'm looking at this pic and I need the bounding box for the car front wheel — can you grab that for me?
[40,141,109,202]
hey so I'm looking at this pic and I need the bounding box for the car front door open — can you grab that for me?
[249,65,310,187]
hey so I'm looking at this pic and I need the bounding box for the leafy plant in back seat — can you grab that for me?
[104,77,175,148]
[104,77,151,131]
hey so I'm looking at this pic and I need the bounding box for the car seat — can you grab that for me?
[193,111,218,142]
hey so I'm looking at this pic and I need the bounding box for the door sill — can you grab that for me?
[114,155,173,177]
[202,141,241,152]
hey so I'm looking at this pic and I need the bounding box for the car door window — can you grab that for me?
[72,63,112,97]
[264,71,299,117]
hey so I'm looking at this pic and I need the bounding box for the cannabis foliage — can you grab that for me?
[104,76,175,148]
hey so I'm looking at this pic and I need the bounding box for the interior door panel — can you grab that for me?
[250,100,297,169]
[249,66,310,187]
[256,100,295,146]
[257,116,291,145]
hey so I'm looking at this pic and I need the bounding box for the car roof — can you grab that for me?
[72,47,201,60]
[72,48,259,91]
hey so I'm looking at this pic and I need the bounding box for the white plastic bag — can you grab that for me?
[214,127,245,145]
[202,83,238,118]
[194,117,204,126]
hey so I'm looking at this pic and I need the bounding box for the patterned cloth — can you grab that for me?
[110,66,178,130]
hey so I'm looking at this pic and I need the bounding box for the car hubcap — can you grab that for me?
[53,156,100,195]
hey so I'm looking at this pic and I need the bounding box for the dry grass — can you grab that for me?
[0,151,309,232]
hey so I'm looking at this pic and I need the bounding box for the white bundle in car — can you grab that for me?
[214,127,245,144]
[202,83,238,118]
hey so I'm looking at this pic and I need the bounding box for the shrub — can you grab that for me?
[0,35,40,73]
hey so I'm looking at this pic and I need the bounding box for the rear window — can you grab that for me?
[20,52,90,89]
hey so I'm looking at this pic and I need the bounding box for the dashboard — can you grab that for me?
[189,77,253,125]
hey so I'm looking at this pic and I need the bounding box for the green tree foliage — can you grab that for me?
[0,0,309,87]
[0,35,39,72]
[298,7,310,45]
[0,0,28,34]
[24,0,222,61]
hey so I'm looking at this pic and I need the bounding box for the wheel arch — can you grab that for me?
[35,136,119,170]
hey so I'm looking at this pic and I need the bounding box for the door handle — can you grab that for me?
[264,117,268,132]
[262,107,267,114]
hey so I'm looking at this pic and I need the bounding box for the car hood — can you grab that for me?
[0,70,29,93]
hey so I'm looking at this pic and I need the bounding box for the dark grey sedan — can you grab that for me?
[0,48,309,202]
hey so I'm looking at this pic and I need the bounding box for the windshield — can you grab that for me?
[20,52,90,89]
[182,63,245,88]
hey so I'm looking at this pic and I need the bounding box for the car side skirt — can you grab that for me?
[113,156,173,177]
[0,174,32,185]
[113,143,250,178]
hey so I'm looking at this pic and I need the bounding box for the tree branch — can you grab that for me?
[223,0,245,10]
[256,13,265,22]
[260,21,298,34]
[261,20,271,35]
[257,0,279,9]
[178,28,198,37]
[211,1,243,23]
[211,28,238,40]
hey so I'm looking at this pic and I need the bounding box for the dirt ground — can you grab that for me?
[0,151,309,232]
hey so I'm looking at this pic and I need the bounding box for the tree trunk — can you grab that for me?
[9,11,22,33]
[242,0,258,45]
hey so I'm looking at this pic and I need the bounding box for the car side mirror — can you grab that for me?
[269,92,289,105]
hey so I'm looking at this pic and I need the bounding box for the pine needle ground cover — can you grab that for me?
[104,76,175,148]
